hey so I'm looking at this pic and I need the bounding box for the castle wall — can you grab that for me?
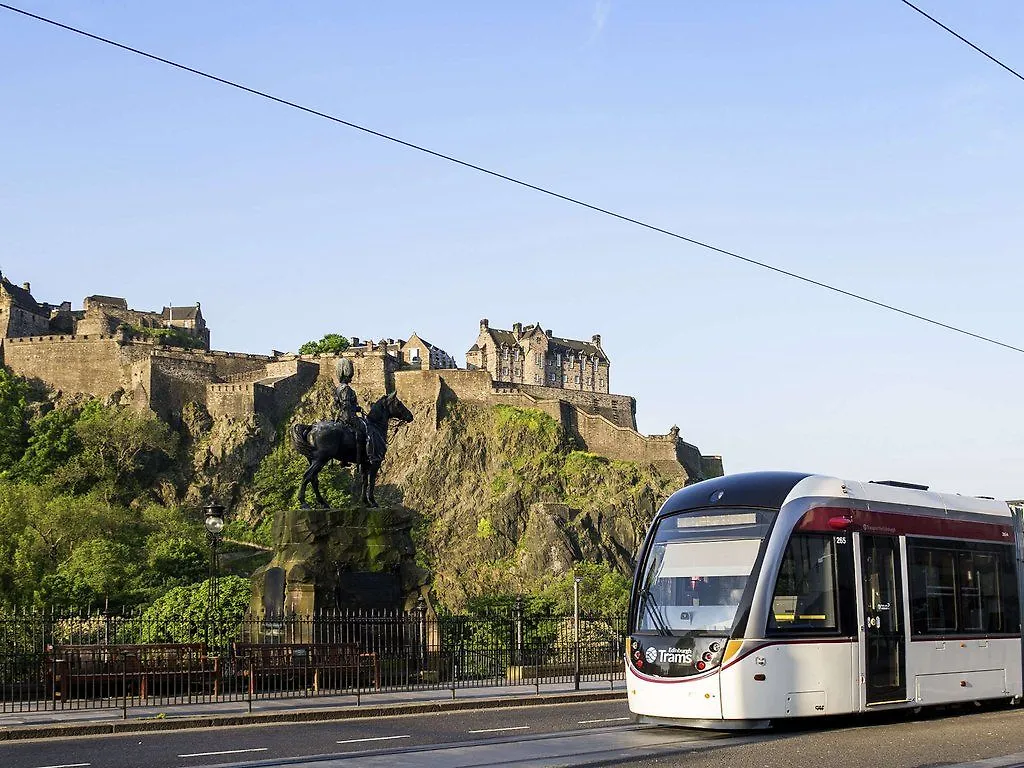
[201,350,272,379]
[148,352,217,422]
[395,369,495,406]
[518,384,635,429]
[3,335,130,397]
[208,382,255,420]
[258,359,320,423]
[1,305,50,339]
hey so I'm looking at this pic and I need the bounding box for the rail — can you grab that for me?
[0,608,626,714]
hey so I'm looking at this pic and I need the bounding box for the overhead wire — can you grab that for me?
[898,0,1024,83]
[2,2,1023,354]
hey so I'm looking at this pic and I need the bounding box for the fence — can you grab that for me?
[0,607,627,714]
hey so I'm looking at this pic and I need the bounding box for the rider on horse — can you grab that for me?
[331,359,383,465]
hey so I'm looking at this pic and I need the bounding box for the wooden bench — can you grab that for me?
[232,642,380,693]
[47,643,219,701]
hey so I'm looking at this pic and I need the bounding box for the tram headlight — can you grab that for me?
[702,651,714,663]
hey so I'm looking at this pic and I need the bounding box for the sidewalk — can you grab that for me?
[0,680,627,741]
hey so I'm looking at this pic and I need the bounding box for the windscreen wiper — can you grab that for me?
[638,586,672,637]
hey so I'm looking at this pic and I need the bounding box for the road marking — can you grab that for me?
[336,735,411,745]
[578,717,632,724]
[34,764,90,768]
[468,726,531,733]
[178,748,268,758]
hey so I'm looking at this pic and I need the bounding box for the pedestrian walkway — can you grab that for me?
[0,680,626,741]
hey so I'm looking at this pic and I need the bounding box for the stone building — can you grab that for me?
[466,319,609,393]
[401,333,457,370]
[348,334,457,371]
[75,295,210,350]
[0,274,52,340]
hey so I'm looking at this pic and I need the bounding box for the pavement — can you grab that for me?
[0,679,626,741]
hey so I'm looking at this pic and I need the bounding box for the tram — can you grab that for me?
[626,471,1024,728]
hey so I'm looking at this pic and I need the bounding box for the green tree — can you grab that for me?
[54,405,178,501]
[538,562,631,617]
[0,367,29,471]
[9,401,88,483]
[49,538,138,606]
[298,333,350,356]
[137,576,251,645]
[139,504,208,592]
[0,483,140,607]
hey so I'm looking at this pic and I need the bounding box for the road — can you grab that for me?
[6,700,1024,767]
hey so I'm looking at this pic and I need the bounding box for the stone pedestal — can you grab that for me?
[250,504,428,617]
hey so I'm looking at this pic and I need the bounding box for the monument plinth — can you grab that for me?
[250,503,427,619]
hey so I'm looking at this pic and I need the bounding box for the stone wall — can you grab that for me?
[0,305,50,340]
[3,335,132,397]
[258,359,320,423]
[208,382,256,420]
[518,384,635,429]
[206,359,320,423]
[134,345,270,380]
[148,352,217,422]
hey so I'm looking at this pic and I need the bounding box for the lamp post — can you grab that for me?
[573,577,582,690]
[203,501,226,651]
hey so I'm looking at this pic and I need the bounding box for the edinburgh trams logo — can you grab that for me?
[644,646,658,664]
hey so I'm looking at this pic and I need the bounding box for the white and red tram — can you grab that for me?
[626,472,1024,728]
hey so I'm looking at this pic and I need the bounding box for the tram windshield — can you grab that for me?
[635,508,776,634]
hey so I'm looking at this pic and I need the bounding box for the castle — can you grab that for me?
[467,320,609,393]
[0,274,722,482]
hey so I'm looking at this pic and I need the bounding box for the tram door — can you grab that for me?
[860,535,906,704]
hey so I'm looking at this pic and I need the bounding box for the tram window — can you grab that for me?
[909,548,957,633]
[768,535,838,634]
[908,540,1018,636]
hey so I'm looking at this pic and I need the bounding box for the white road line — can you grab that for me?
[578,717,632,724]
[34,763,90,768]
[467,726,531,734]
[336,735,412,745]
[178,748,268,758]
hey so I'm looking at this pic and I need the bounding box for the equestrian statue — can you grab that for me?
[290,359,414,508]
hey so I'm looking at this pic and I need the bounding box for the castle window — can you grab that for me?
[574,374,580,385]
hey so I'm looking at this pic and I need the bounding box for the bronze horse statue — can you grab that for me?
[290,391,413,508]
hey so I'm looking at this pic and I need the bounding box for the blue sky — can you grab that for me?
[2,2,1023,497]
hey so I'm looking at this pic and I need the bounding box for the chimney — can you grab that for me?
[545,329,552,338]
[22,282,30,293]
[591,334,601,347]
[480,318,489,331]
[351,336,360,346]
[512,322,522,338]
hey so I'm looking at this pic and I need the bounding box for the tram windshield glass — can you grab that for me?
[635,508,776,634]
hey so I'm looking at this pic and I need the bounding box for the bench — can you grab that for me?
[47,643,219,701]
[232,642,380,693]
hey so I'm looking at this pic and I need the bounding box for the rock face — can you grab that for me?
[249,504,428,616]
[376,400,681,610]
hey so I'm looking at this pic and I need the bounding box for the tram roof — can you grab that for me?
[660,471,1011,519]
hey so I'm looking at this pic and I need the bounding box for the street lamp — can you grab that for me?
[203,501,226,651]
[573,576,582,691]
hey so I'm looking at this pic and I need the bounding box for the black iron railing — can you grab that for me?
[0,607,626,714]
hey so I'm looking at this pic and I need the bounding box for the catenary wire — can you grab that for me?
[899,0,1024,83]
[2,1,1023,355]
